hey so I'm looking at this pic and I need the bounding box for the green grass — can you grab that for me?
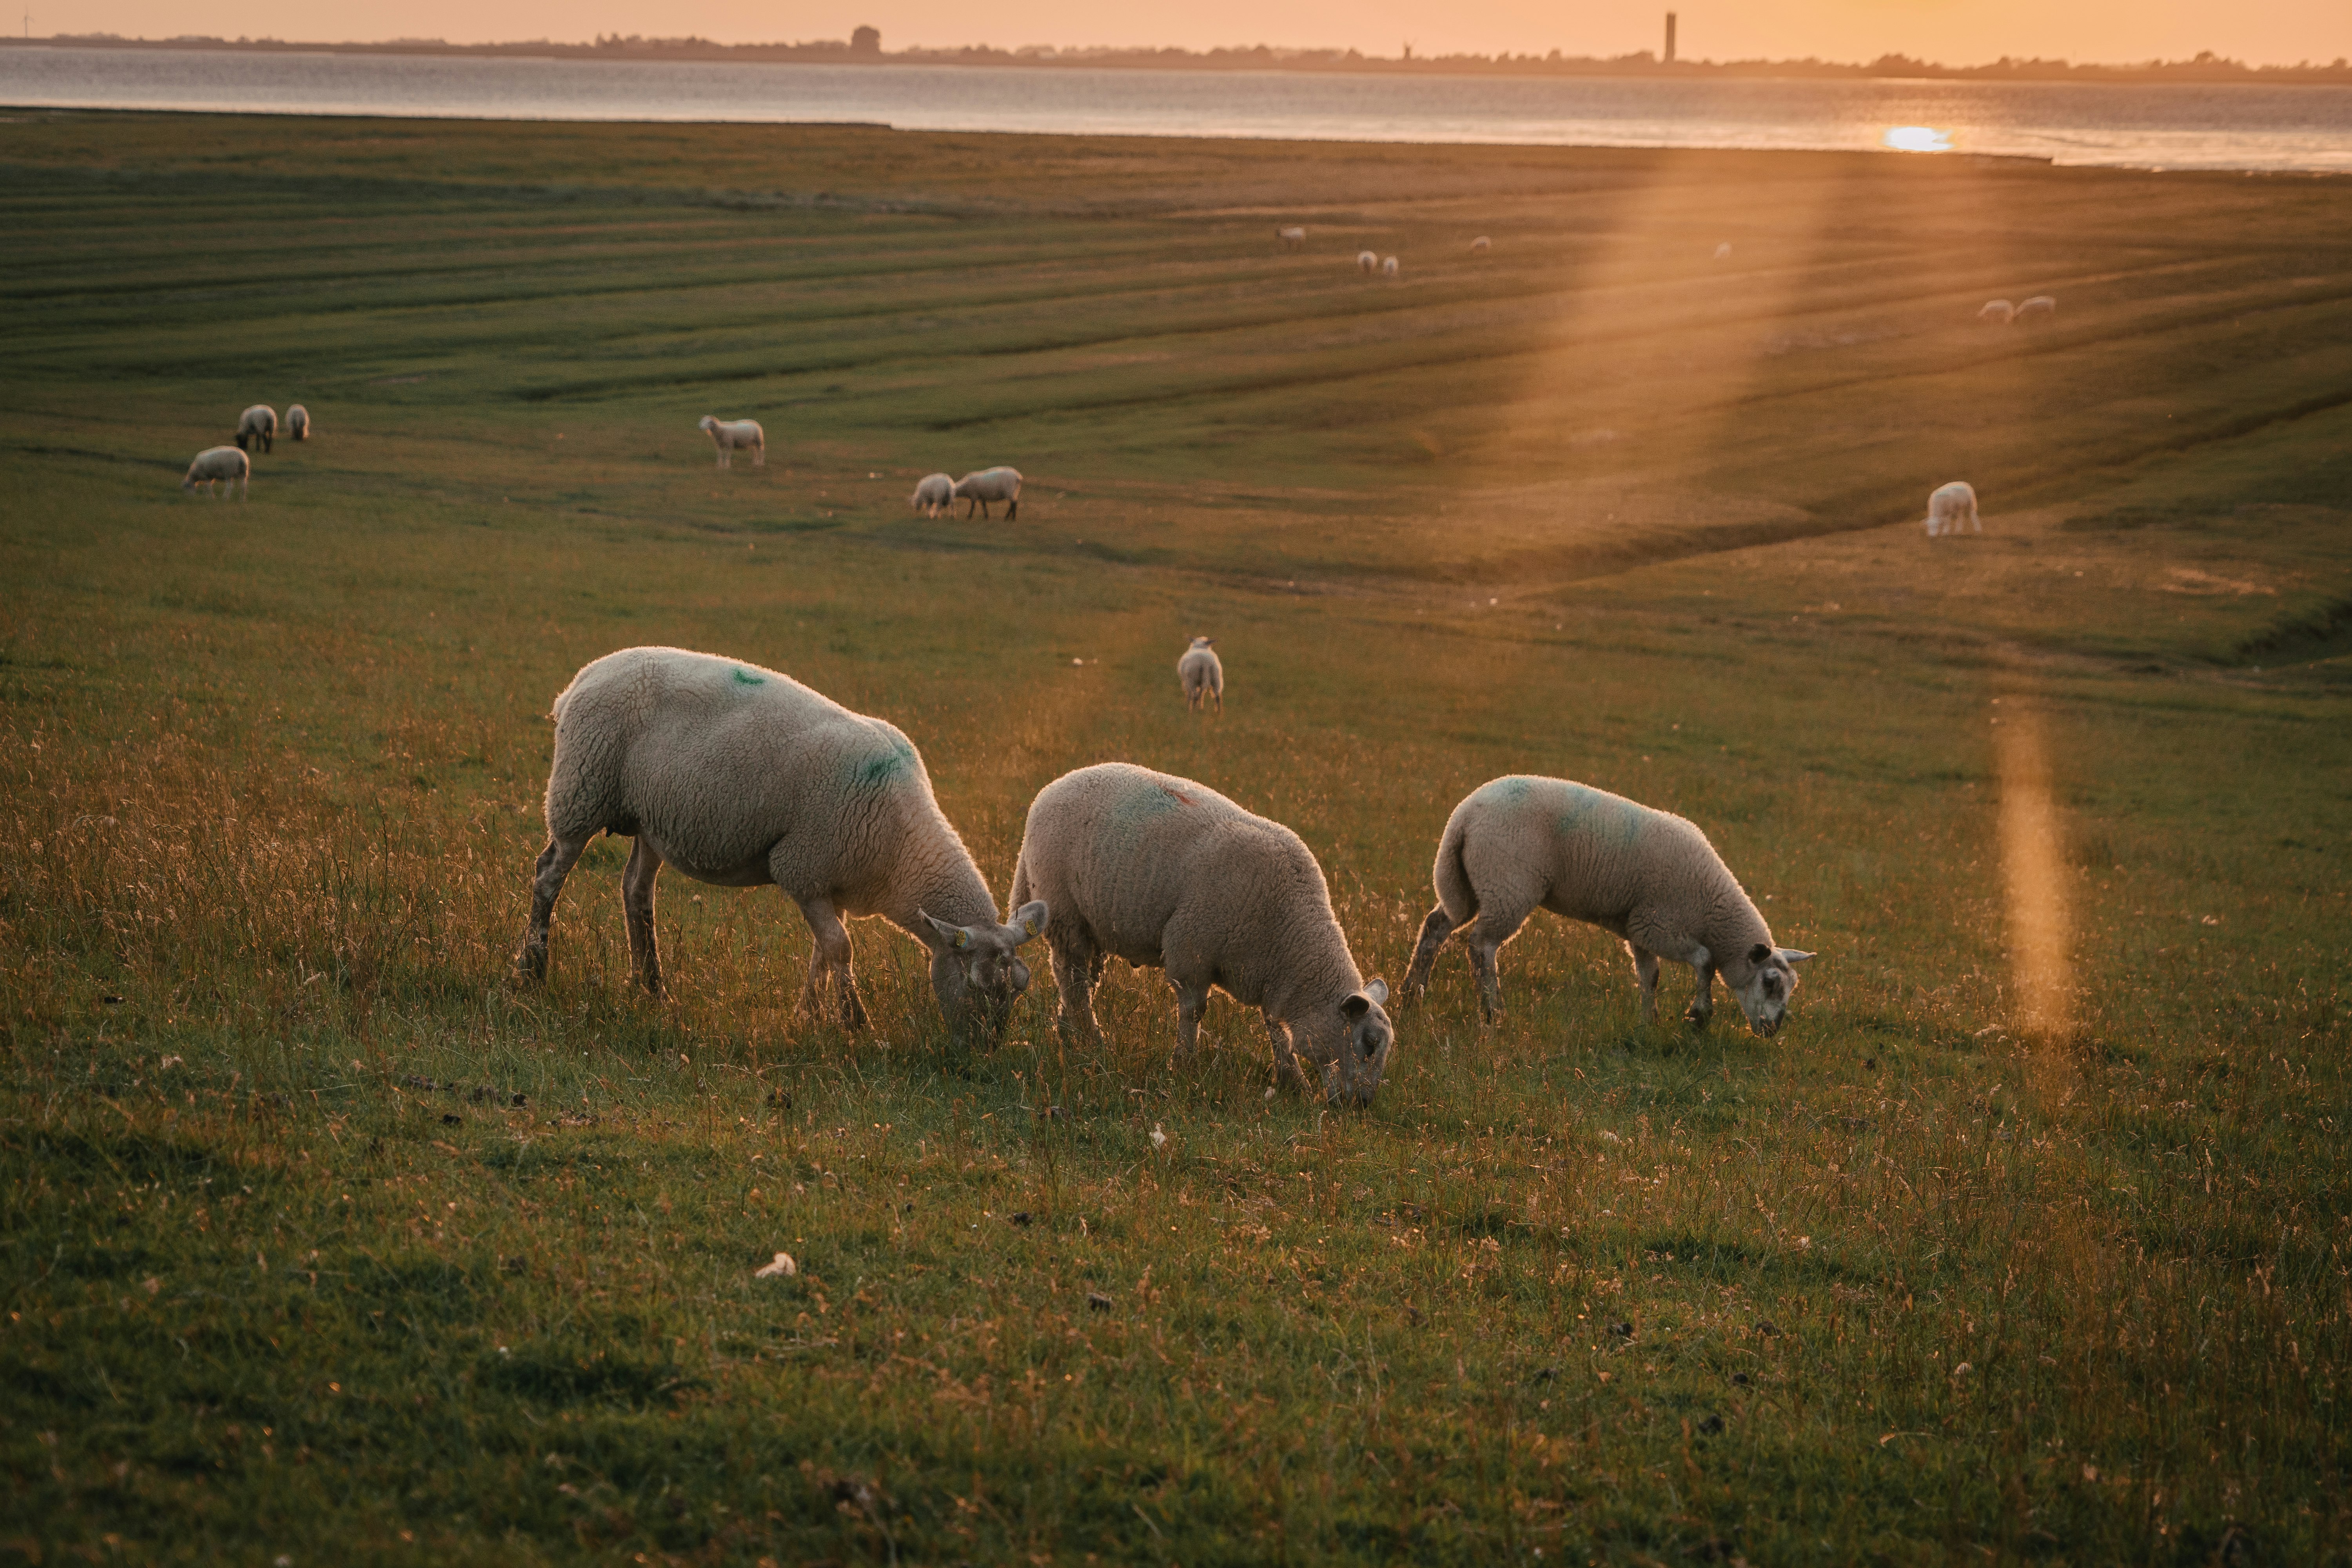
[1,109,2349,1564]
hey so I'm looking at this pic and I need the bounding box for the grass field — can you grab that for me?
[3,108,2350,1564]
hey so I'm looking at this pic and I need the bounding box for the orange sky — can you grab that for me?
[47,0,2352,67]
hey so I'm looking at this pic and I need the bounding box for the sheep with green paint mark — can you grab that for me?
[1009,762,1394,1106]
[518,646,1045,1042]
[1403,775,1813,1036]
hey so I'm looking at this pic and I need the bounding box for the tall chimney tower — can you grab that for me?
[1664,11,1677,63]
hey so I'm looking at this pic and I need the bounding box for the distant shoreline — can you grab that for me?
[7,34,2350,87]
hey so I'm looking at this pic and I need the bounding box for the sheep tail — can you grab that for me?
[1433,810,1477,926]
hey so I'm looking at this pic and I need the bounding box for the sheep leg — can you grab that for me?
[621,836,664,997]
[1685,961,1715,1029]
[517,832,592,982]
[1049,936,1105,1049]
[1262,1011,1310,1091]
[793,896,867,1030]
[1005,498,1018,521]
[1171,978,1209,1058]
[752,445,765,468]
[1403,905,1456,1000]
[1631,945,1661,1025]
[1465,905,1530,1025]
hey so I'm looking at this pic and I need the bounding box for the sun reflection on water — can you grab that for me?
[1884,125,1953,153]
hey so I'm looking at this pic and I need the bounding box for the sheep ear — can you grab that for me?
[1778,948,1816,967]
[1363,977,1388,1007]
[921,909,971,950]
[1341,988,1378,1022]
[1009,900,1049,942]
[1747,942,1773,965]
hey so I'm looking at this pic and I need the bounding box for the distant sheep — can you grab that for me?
[910,472,954,517]
[2015,295,2057,323]
[1977,299,2016,325]
[1924,480,1981,537]
[699,416,765,469]
[285,404,310,441]
[518,646,1047,1043]
[1278,225,1306,249]
[1381,256,1400,279]
[953,466,1023,521]
[235,405,276,454]
[1356,250,1379,275]
[1403,775,1813,1036]
[1010,762,1395,1105]
[182,445,249,499]
[1468,236,1492,254]
[1177,636,1223,713]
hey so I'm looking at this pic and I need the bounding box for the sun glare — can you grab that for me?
[1883,125,1953,153]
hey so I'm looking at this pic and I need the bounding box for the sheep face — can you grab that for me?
[1315,979,1394,1107]
[1730,943,1813,1037]
[924,900,1049,1043]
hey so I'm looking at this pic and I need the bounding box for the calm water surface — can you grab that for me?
[3,45,2347,172]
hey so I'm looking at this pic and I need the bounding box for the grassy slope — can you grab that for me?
[1,110,2349,1564]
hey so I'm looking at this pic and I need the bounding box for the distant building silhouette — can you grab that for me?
[1664,11,1677,64]
[851,24,880,54]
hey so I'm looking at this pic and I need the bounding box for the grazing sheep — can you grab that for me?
[1924,480,1981,537]
[2015,294,2057,323]
[910,472,955,517]
[1381,256,1400,279]
[953,466,1023,521]
[1356,250,1379,275]
[517,646,1047,1043]
[1278,225,1306,249]
[235,405,276,454]
[1009,763,1395,1105]
[699,416,765,469]
[181,445,249,499]
[1977,299,2016,325]
[1403,775,1813,1035]
[1177,636,1223,713]
[285,404,310,441]
[1469,236,1492,254]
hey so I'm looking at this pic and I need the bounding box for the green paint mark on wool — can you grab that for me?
[732,668,765,686]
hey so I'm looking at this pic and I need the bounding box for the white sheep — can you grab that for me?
[1177,636,1223,713]
[235,405,276,454]
[1010,763,1394,1105]
[2015,295,2057,323]
[1924,480,1981,536]
[699,416,766,469]
[1977,299,2015,325]
[1356,250,1379,275]
[1278,225,1306,249]
[1402,775,1813,1036]
[1381,256,1400,279]
[286,404,311,441]
[182,445,249,499]
[910,472,954,517]
[953,466,1023,520]
[517,646,1047,1042]
[1469,236,1492,254]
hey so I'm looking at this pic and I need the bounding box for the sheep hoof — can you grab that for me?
[1685,1007,1713,1029]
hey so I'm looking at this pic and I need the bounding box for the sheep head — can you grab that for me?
[1314,978,1394,1108]
[922,900,1048,1044]
[1729,943,1813,1037]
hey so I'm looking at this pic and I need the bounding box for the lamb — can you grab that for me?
[1278,225,1306,249]
[516,646,1047,1043]
[1010,763,1395,1105]
[1977,299,2016,325]
[1356,250,1379,275]
[910,472,955,517]
[181,445,249,499]
[1403,775,1813,1036]
[1381,256,1400,279]
[952,466,1023,521]
[699,416,766,469]
[285,404,310,441]
[235,405,276,454]
[1177,636,1223,713]
[1468,236,1492,254]
[2014,294,2057,323]
[1924,480,1981,537]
